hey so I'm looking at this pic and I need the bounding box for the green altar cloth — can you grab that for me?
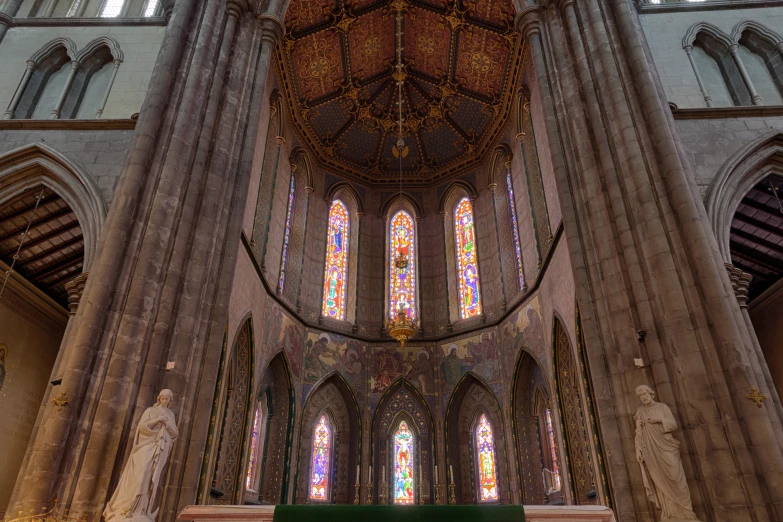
[273,505,525,522]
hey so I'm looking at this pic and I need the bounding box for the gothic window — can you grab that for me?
[322,199,350,320]
[100,0,125,17]
[310,415,333,501]
[278,174,295,294]
[246,405,262,491]
[454,197,482,319]
[389,210,417,321]
[475,414,499,502]
[143,0,161,16]
[393,420,415,505]
[544,409,562,492]
[506,171,525,290]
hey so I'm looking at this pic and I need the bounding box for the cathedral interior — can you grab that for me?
[2,0,783,521]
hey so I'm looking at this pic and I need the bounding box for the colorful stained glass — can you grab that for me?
[476,414,498,501]
[278,174,296,294]
[454,198,482,319]
[389,211,417,321]
[322,200,349,320]
[245,406,261,490]
[310,415,332,501]
[506,171,525,290]
[545,409,562,491]
[393,421,415,504]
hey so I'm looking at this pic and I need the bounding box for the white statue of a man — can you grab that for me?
[634,385,700,522]
[103,389,179,522]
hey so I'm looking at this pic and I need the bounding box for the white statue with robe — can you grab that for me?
[634,385,700,522]
[103,389,179,522]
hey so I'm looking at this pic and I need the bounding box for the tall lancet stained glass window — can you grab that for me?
[322,200,349,320]
[455,198,482,319]
[393,421,415,504]
[245,406,261,490]
[545,409,562,491]
[506,171,525,290]
[278,174,295,294]
[476,414,498,501]
[389,211,417,320]
[310,415,332,501]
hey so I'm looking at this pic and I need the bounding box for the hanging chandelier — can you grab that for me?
[387,0,416,349]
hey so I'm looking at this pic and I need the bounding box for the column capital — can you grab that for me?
[65,272,88,316]
[227,0,251,19]
[257,14,285,44]
[726,263,753,309]
[515,6,544,38]
[557,0,577,11]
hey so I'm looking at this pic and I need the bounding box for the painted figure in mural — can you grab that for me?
[634,385,700,522]
[406,350,433,394]
[104,390,178,522]
[469,333,497,383]
[373,346,402,393]
[305,334,331,381]
[341,341,363,376]
[394,421,415,504]
[441,344,464,387]
[0,343,6,393]
[284,323,303,378]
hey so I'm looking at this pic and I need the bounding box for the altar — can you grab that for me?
[178,505,617,522]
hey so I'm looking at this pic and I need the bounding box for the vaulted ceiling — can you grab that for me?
[277,0,522,185]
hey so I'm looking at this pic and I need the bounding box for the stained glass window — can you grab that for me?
[454,198,482,319]
[393,421,415,504]
[310,415,332,501]
[143,0,160,16]
[475,414,498,501]
[278,174,295,294]
[506,171,525,290]
[100,0,125,17]
[545,409,562,491]
[389,210,417,321]
[245,406,261,490]
[322,200,349,320]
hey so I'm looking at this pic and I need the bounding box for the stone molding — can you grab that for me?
[0,260,68,334]
[671,106,783,119]
[0,119,136,129]
[725,264,752,309]
[6,16,166,27]
[638,0,783,13]
[64,272,88,315]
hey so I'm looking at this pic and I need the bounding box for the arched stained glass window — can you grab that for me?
[393,421,415,505]
[506,171,525,290]
[476,414,498,501]
[310,415,332,501]
[278,174,296,294]
[454,198,482,319]
[322,200,349,320]
[246,406,261,490]
[389,210,417,321]
[545,409,562,491]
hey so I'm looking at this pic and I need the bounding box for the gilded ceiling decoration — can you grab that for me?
[277,0,523,185]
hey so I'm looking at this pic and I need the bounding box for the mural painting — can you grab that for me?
[263,303,304,379]
[501,296,545,379]
[303,331,366,389]
[439,330,499,393]
[370,344,436,397]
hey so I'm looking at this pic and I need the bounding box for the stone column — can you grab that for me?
[684,45,714,108]
[7,1,285,520]
[515,0,783,520]
[4,60,35,119]
[50,60,80,119]
[729,44,763,106]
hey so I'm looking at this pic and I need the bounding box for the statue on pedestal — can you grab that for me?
[634,385,700,522]
[103,389,179,522]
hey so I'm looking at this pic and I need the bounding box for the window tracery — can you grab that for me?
[475,414,499,502]
[454,198,482,319]
[310,415,332,501]
[278,174,295,294]
[389,210,417,321]
[322,200,349,320]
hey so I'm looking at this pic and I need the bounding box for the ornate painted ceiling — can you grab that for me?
[276,0,523,185]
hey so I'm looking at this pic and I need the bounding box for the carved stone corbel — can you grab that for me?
[64,272,88,315]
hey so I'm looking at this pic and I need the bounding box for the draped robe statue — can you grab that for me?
[634,385,700,522]
[104,389,179,522]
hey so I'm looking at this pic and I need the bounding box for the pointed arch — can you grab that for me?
[29,38,77,65]
[488,144,513,189]
[731,21,783,105]
[74,37,123,63]
[371,378,434,504]
[445,372,509,504]
[0,143,106,269]
[379,193,424,219]
[211,317,255,504]
[731,21,783,48]
[295,372,360,504]
[325,181,364,216]
[438,180,478,215]
[706,132,783,263]
[510,348,561,504]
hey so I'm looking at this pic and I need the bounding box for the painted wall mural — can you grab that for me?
[303,331,366,389]
[370,345,435,396]
[501,296,545,378]
[264,303,305,380]
[439,331,499,392]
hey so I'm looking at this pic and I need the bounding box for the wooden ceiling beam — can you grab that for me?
[45,265,84,287]
[732,212,783,238]
[730,227,783,256]
[0,195,61,226]
[0,207,74,243]
[732,259,772,281]
[1,220,80,254]
[739,197,783,219]
[730,241,783,273]
[13,235,84,267]
[28,251,84,282]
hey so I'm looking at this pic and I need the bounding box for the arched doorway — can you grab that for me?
[445,372,509,504]
[294,373,360,504]
[511,350,562,505]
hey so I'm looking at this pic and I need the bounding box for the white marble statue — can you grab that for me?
[103,389,179,522]
[634,385,700,522]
